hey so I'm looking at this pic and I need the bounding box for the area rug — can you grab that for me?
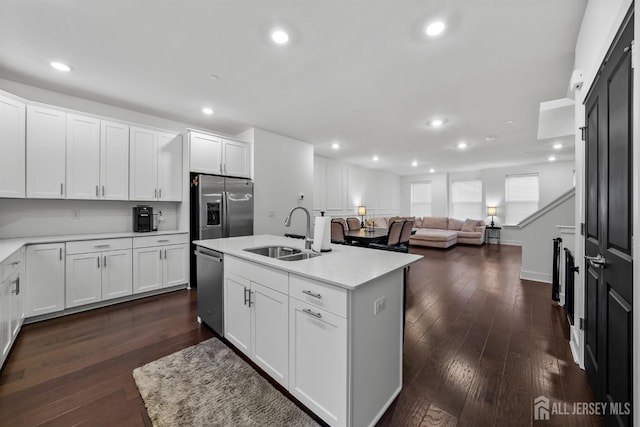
[133,338,319,427]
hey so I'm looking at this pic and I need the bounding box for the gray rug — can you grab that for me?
[133,338,319,427]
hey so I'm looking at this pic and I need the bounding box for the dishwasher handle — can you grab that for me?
[194,247,224,262]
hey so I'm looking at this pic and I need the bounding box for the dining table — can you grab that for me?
[344,227,388,245]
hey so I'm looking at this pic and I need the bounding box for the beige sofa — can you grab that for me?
[410,217,486,248]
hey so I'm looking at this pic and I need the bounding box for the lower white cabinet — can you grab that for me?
[224,260,289,388]
[26,243,65,317]
[133,234,188,294]
[289,298,347,426]
[0,249,24,368]
[65,239,133,308]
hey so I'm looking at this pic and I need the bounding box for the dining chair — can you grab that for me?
[330,219,347,244]
[395,219,415,253]
[346,217,361,230]
[369,220,404,250]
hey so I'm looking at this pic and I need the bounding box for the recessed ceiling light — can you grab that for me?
[209,74,220,80]
[429,168,435,173]
[485,136,496,141]
[548,155,556,162]
[430,118,444,128]
[425,21,446,37]
[202,107,214,115]
[372,155,379,161]
[271,29,289,45]
[331,142,340,150]
[51,61,72,72]
[457,142,467,149]
[507,120,514,124]
[553,143,563,150]
[411,160,418,167]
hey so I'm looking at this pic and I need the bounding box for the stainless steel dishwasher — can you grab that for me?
[195,246,224,335]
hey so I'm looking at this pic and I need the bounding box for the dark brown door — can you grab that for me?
[584,10,633,427]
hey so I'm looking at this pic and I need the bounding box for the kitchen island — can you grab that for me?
[194,234,422,427]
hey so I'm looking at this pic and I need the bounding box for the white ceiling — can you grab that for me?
[0,1,586,175]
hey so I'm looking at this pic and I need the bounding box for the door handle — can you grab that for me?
[96,185,99,197]
[585,254,607,268]
[102,185,105,197]
[103,255,107,268]
[60,183,64,196]
[302,308,322,319]
[302,290,322,299]
[97,256,101,268]
[159,188,162,199]
[243,287,249,306]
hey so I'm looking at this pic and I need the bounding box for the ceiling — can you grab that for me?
[0,1,586,175]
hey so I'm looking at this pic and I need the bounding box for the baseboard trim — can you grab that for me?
[520,270,552,284]
[499,240,522,246]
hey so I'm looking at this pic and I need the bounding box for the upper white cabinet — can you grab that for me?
[26,105,67,199]
[130,127,182,201]
[0,95,26,198]
[189,131,251,178]
[66,114,101,199]
[100,121,130,200]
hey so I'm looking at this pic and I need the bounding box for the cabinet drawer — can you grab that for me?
[226,256,288,295]
[133,233,189,248]
[289,274,348,318]
[66,238,132,255]
[1,250,22,281]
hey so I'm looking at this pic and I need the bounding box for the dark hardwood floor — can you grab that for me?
[0,244,601,427]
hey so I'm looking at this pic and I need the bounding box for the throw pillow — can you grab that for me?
[448,218,464,230]
[461,218,479,232]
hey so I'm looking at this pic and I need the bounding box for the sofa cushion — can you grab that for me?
[420,216,448,230]
[461,219,481,232]
[412,229,457,242]
[456,231,481,239]
[448,218,464,231]
[414,217,423,228]
[372,217,388,228]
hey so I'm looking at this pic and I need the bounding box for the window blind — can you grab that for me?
[450,179,482,220]
[411,181,432,217]
[505,174,539,224]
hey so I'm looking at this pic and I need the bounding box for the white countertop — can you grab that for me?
[0,230,188,264]
[193,234,422,290]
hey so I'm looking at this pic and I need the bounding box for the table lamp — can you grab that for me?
[487,206,497,227]
[358,206,366,228]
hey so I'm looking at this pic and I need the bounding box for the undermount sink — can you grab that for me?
[243,245,320,261]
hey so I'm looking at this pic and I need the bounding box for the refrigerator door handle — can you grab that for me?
[223,191,230,237]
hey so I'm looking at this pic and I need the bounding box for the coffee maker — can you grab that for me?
[133,206,153,232]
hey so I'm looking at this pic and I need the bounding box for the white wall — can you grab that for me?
[401,160,575,225]
[0,200,178,238]
[253,128,314,236]
[314,156,401,219]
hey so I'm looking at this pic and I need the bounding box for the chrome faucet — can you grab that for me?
[284,206,313,249]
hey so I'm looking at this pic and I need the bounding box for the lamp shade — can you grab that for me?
[487,206,497,216]
[357,206,367,216]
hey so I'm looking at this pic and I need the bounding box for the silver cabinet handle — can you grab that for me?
[96,185,99,197]
[60,183,64,196]
[97,256,100,268]
[585,254,607,268]
[154,188,157,198]
[94,244,110,249]
[159,250,162,260]
[10,261,20,266]
[159,188,162,198]
[220,163,223,174]
[244,287,249,306]
[302,290,322,299]
[302,308,322,319]
[164,249,167,259]
[103,255,107,268]
[248,290,254,307]
[14,277,19,295]
[102,185,105,197]
[158,239,170,243]
[59,248,62,260]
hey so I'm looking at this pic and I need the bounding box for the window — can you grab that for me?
[411,181,432,217]
[450,179,482,220]
[505,174,539,225]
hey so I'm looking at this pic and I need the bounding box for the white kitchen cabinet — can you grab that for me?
[100,121,130,200]
[66,114,101,199]
[0,250,25,366]
[0,280,11,362]
[130,127,182,201]
[65,239,133,308]
[133,234,188,294]
[0,94,26,198]
[26,105,67,199]
[224,257,289,388]
[25,243,65,317]
[289,298,347,427]
[189,131,251,178]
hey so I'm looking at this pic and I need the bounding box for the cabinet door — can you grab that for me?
[25,244,65,317]
[133,247,162,293]
[66,114,101,200]
[100,121,130,200]
[102,249,132,300]
[251,282,289,388]
[129,127,157,201]
[224,272,251,356]
[0,281,11,360]
[10,274,23,339]
[157,132,183,201]
[223,139,250,177]
[161,244,188,287]
[190,132,222,174]
[0,95,25,198]
[289,298,347,427]
[66,252,102,308]
[26,105,66,199]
